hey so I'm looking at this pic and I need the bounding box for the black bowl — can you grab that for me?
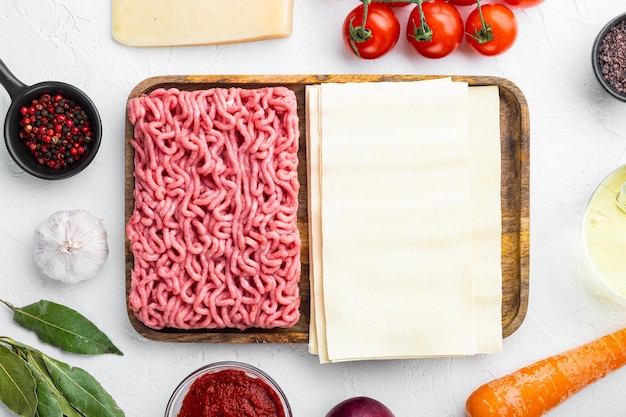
[592,12,626,102]
[0,59,102,180]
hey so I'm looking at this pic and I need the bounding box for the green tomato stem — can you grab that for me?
[348,0,373,58]
[361,0,371,29]
[408,0,433,42]
[358,0,433,42]
[466,0,494,44]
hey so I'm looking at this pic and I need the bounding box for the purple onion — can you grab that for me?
[325,397,395,417]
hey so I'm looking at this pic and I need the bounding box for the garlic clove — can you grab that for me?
[33,209,109,284]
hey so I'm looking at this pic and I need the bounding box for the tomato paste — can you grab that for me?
[177,369,286,417]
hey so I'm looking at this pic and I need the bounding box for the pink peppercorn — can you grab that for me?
[18,93,93,170]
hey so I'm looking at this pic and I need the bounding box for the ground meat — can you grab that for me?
[126,86,301,331]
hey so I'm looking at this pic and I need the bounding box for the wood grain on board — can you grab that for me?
[124,74,530,343]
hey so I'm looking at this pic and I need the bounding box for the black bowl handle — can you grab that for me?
[0,58,27,100]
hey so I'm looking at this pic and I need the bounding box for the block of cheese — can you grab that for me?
[112,0,294,47]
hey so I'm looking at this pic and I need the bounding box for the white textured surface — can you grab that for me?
[1,1,626,416]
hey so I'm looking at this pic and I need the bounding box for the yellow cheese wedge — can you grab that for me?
[112,0,294,47]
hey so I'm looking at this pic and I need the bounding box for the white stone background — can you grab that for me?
[1,0,626,416]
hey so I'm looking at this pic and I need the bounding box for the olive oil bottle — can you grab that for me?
[582,164,626,304]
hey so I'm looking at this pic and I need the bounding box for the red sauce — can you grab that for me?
[177,369,286,417]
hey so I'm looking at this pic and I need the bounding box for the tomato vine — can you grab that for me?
[343,0,536,58]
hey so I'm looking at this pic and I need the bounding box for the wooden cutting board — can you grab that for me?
[124,74,530,344]
[112,0,294,47]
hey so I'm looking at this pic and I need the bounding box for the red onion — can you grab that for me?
[325,397,395,417]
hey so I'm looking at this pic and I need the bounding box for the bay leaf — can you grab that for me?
[24,360,63,417]
[25,352,83,417]
[42,355,125,417]
[0,344,38,417]
[6,300,123,356]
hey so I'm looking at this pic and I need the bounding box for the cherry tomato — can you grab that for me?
[503,0,544,7]
[465,3,518,56]
[448,0,477,6]
[343,2,400,59]
[406,1,463,59]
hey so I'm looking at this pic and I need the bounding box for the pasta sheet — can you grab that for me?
[306,79,502,362]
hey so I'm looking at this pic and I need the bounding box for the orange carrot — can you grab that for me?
[465,326,626,417]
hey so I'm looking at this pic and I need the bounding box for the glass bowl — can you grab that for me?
[164,361,292,417]
[592,11,626,102]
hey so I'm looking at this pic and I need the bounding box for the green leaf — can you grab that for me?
[42,355,125,417]
[0,344,38,417]
[25,352,83,417]
[24,360,63,417]
[5,300,123,356]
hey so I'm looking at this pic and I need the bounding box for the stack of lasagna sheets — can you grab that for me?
[306,79,503,363]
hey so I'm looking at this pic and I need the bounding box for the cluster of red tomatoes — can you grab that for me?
[342,0,544,59]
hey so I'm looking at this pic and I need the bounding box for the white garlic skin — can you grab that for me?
[33,209,109,284]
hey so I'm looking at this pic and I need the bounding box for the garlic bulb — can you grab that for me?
[33,209,109,284]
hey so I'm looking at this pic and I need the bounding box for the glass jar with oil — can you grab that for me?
[582,164,626,304]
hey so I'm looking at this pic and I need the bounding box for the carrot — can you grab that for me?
[465,326,626,417]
